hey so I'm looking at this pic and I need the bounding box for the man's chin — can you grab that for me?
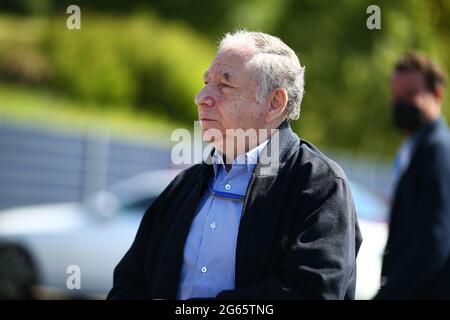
[202,133,222,144]
[202,126,223,140]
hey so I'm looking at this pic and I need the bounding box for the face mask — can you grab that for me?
[392,100,426,131]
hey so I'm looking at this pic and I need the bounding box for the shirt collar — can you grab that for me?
[212,139,270,177]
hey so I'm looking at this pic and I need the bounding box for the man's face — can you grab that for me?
[391,70,438,120]
[195,47,267,145]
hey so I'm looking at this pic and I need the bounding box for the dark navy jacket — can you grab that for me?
[108,121,362,300]
[376,118,450,299]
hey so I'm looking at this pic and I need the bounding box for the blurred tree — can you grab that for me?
[45,13,215,120]
[0,0,51,15]
[0,0,448,157]
[273,0,450,157]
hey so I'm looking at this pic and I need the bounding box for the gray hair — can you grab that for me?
[219,30,305,120]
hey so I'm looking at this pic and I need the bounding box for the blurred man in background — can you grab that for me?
[108,30,362,300]
[376,52,450,299]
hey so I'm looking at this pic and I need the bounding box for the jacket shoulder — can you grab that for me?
[426,123,450,149]
[295,139,349,183]
[168,164,204,191]
[176,163,203,179]
[418,122,450,167]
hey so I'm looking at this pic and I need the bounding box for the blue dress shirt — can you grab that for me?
[177,140,269,299]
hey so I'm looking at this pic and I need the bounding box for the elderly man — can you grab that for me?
[108,30,362,300]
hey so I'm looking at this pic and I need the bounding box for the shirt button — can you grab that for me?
[224,183,231,191]
[210,222,216,230]
[201,266,208,273]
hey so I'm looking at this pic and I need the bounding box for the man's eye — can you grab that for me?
[221,83,232,88]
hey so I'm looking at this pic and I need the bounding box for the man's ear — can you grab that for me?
[433,84,445,102]
[266,88,288,123]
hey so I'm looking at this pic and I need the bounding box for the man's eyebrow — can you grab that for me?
[203,71,232,82]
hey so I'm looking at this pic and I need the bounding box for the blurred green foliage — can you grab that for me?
[0,0,449,157]
[274,0,450,157]
[0,12,215,121]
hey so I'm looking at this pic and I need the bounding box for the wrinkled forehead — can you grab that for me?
[205,46,256,81]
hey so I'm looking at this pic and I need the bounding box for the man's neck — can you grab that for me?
[222,136,270,164]
[212,119,287,164]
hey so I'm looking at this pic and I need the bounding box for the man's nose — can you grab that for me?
[195,88,215,108]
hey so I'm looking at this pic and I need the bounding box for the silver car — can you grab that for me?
[0,169,388,299]
[0,169,180,299]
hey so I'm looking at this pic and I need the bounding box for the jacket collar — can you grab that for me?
[255,120,300,176]
[407,117,447,159]
[415,117,446,142]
